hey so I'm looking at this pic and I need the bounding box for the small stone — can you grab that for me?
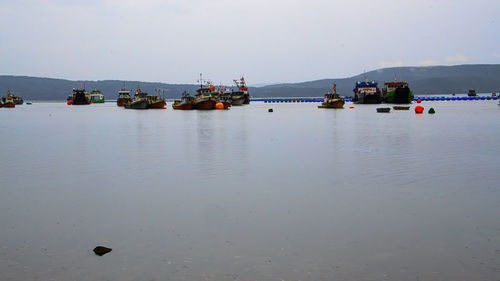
[93,246,112,256]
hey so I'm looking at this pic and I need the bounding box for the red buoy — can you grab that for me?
[67,100,72,105]
[163,106,167,109]
[349,106,354,109]
[215,102,224,109]
[415,105,424,114]
[416,99,422,103]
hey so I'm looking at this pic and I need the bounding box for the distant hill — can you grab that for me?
[1,64,499,100]
[253,64,500,97]
[0,77,199,100]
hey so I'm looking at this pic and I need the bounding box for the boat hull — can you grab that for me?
[172,103,194,110]
[195,99,216,110]
[72,100,90,105]
[149,100,166,109]
[117,98,132,107]
[354,94,382,104]
[318,99,345,108]
[377,107,391,113]
[125,99,149,109]
[3,102,15,108]
[231,96,245,106]
[384,88,413,104]
[393,106,410,110]
[221,101,230,109]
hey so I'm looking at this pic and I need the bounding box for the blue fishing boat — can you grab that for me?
[353,78,382,104]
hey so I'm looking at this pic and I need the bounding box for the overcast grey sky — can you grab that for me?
[0,0,498,84]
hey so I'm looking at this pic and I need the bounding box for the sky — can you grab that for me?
[0,0,499,85]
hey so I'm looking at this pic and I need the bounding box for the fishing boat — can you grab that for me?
[172,91,195,110]
[353,78,382,104]
[233,76,250,104]
[194,74,217,110]
[124,87,148,109]
[217,86,231,109]
[117,86,133,106]
[318,82,345,108]
[90,89,105,103]
[468,89,477,96]
[382,76,413,103]
[2,93,16,108]
[2,90,23,105]
[147,89,166,109]
[218,96,231,109]
[71,88,90,105]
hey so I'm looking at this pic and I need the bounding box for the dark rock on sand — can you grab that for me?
[93,246,112,256]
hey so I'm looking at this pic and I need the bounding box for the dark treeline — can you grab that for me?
[1,64,499,100]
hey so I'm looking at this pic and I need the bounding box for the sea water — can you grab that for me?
[0,101,499,281]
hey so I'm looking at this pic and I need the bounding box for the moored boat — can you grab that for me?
[117,86,133,106]
[233,76,250,104]
[393,106,410,110]
[318,82,345,109]
[90,89,105,103]
[147,89,166,109]
[71,88,91,105]
[194,74,217,110]
[468,89,477,96]
[382,76,413,104]
[2,93,16,108]
[125,87,148,109]
[216,86,231,109]
[2,90,23,105]
[353,78,382,104]
[376,107,391,113]
[172,91,195,110]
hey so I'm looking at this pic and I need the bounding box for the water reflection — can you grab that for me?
[0,102,499,281]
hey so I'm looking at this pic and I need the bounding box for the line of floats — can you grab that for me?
[259,95,498,103]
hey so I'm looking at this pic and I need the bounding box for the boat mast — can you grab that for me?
[197,73,205,88]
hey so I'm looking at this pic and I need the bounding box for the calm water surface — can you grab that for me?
[1,101,499,281]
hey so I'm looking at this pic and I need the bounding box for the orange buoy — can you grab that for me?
[215,102,224,109]
[349,106,354,109]
[67,100,72,105]
[416,99,422,103]
[415,105,424,114]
